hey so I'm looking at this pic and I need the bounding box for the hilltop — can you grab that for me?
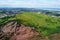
[16,12,60,36]
[0,12,60,40]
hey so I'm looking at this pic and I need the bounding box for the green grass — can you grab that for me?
[0,16,15,26]
[16,12,60,36]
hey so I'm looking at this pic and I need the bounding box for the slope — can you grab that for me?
[16,12,60,36]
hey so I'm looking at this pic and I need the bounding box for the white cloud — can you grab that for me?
[0,0,60,8]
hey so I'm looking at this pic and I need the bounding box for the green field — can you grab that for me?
[16,12,60,36]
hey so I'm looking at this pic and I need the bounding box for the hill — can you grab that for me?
[16,12,60,36]
[0,12,60,40]
[0,16,15,26]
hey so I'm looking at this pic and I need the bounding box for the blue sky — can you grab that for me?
[0,0,60,8]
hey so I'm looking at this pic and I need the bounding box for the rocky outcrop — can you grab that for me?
[0,21,40,40]
[2,21,17,33]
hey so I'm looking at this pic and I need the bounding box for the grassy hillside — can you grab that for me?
[0,16,15,26]
[16,12,60,36]
[0,12,60,36]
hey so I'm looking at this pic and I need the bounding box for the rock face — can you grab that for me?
[11,24,40,40]
[0,21,40,40]
[2,21,17,33]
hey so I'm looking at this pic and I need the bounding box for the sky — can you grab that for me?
[0,0,60,8]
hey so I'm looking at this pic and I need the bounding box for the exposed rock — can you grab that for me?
[2,21,17,33]
[0,21,40,40]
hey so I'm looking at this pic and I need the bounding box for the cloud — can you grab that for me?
[0,0,60,8]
